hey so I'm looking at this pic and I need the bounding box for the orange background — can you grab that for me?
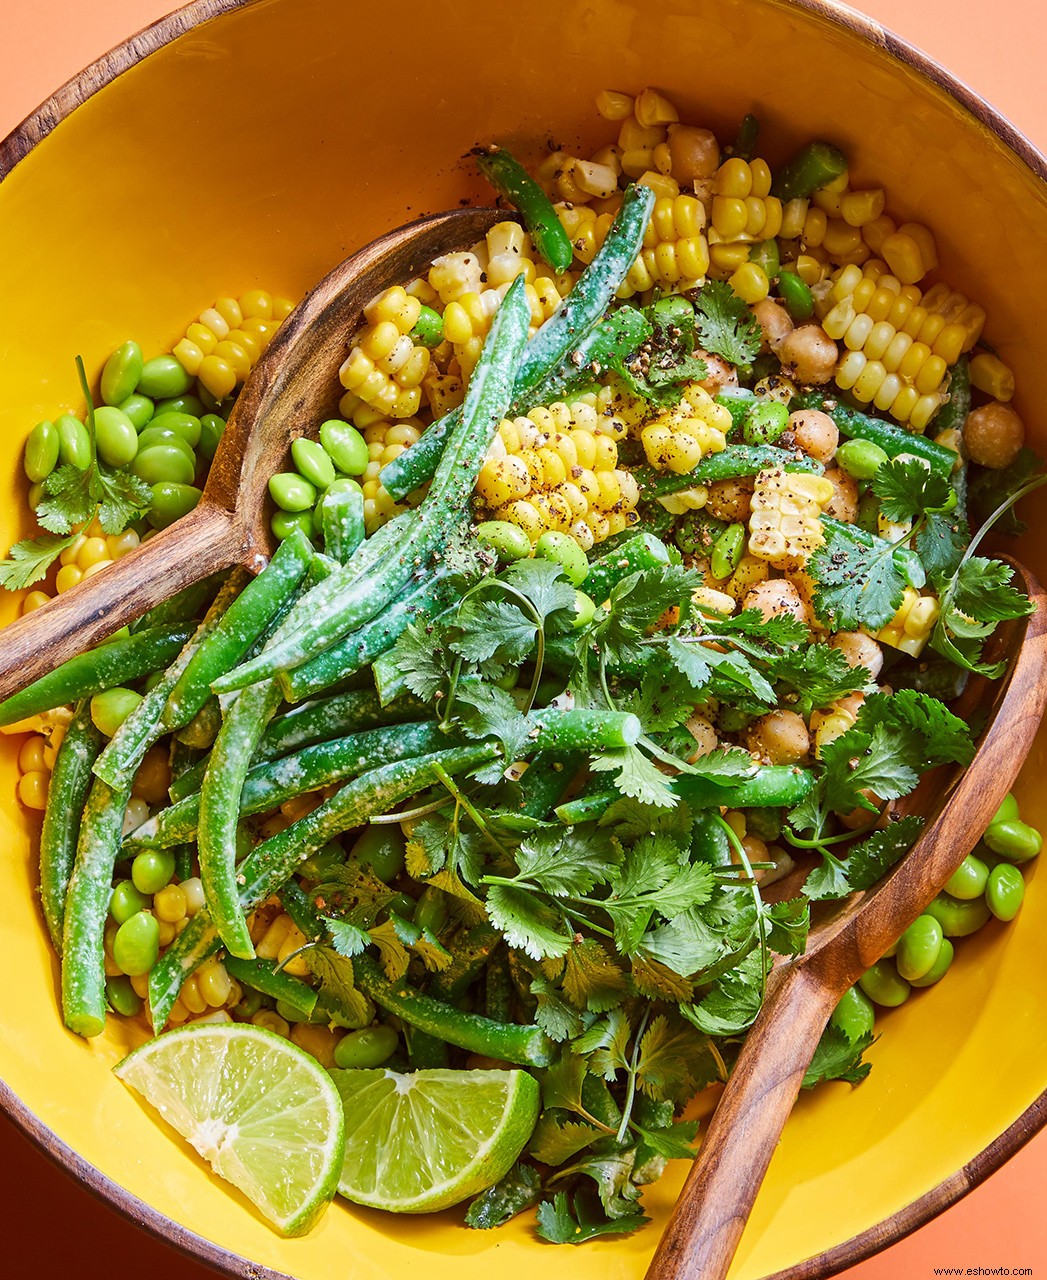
[0,1,1045,1277]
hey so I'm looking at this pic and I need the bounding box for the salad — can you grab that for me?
[2,86,1044,1243]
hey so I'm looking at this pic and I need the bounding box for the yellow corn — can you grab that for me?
[724,554,769,601]
[638,383,729,473]
[873,588,940,657]
[810,695,862,756]
[339,284,431,418]
[174,288,293,401]
[706,157,782,279]
[748,469,835,569]
[969,352,1015,402]
[356,418,421,532]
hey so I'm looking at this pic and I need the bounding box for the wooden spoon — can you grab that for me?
[645,560,1047,1280]
[0,206,504,703]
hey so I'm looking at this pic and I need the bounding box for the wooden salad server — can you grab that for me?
[646,560,1047,1280]
[0,207,504,703]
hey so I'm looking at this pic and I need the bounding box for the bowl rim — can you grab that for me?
[2,0,1047,1276]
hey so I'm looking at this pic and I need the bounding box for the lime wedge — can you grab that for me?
[331,1066,539,1213]
[114,1023,345,1236]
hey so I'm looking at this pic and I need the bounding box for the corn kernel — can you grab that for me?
[969,352,1015,402]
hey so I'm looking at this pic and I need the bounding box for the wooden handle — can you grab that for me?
[645,967,835,1280]
[0,504,243,702]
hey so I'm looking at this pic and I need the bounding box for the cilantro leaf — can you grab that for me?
[871,457,954,524]
[366,919,411,981]
[528,1115,603,1165]
[638,907,724,976]
[454,678,529,769]
[809,524,906,631]
[531,977,587,1041]
[914,511,967,584]
[968,446,1042,536]
[306,948,373,1028]
[853,690,974,770]
[35,464,96,533]
[818,722,919,816]
[561,938,631,1011]
[450,598,536,664]
[590,744,676,808]
[801,1024,874,1088]
[693,279,762,366]
[323,917,370,957]
[0,531,79,590]
[94,465,152,534]
[500,557,578,624]
[388,620,452,701]
[464,1162,542,1229]
[632,1118,700,1162]
[510,826,622,898]
[535,1191,649,1244]
[593,564,700,668]
[485,884,573,960]
[769,643,871,711]
[597,795,694,842]
[805,815,924,901]
[634,1013,705,1102]
[949,555,1032,627]
[629,952,695,1002]
[683,950,763,1036]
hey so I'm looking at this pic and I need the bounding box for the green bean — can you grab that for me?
[257,687,427,762]
[279,878,326,942]
[934,354,970,436]
[505,750,583,823]
[429,925,501,1002]
[777,270,814,322]
[222,956,318,1016]
[485,950,512,1022]
[211,277,531,691]
[318,485,365,564]
[148,744,497,1028]
[674,766,814,810]
[62,772,136,1036]
[584,531,672,602]
[732,113,760,162]
[772,141,848,200]
[172,844,193,883]
[636,444,823,500]
[38,702,105,954]
[131,576,220,635]
[0,622,195,728]
[127,721,446,848]
[176,697,222,749]
[476,148,573,274]
[554,787,619,825]
[793,394,956,479]
[164,533,314,730]
[353,953,554,1067]
[93,575,243,789]
[379,184,655,502]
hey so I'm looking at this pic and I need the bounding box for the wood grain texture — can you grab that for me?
[0,206,503,704]
[645,561,1047,1280]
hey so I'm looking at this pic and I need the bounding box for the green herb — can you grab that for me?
[693,279,762,366]
[801,1025,874,1088]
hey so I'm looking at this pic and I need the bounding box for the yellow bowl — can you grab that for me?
[2,1,1046,1276]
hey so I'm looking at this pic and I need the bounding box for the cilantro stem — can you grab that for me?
[713,814,768,997]
[707,1036,729,1084]
[960,473,1047,565]
[75,355,98,467]
[368,795,451,824]
[783,815,880,849]
[616,1005,650,1145]
[431,761,511,856]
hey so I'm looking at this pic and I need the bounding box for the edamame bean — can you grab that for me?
[136,427,195,461]
[986,863,1025,921]
[413,886,447,934]
[23,420,59,482]
[325,476,364,498]
[109,879,150,925]
[199,414,225,461]
[197,386,229,417]
[333,1023,399,1069]
[923,891,992,937]
[319,420,368,475]
[112,910,160,976]
[777,270,814,321]
[535,530,588,587]
[94,406,139,467]
[269,472,317,512]
[148,482,202,530]
[131,848,176,895]
[944,853,990,900]
[154,394,205,418]
[475,520,532,563]
[383,891,416,922]
[90,688,143,737]
[137,355,192,399]
[573,590,596,629]
[291,437,336,489]
[410,305,444,348]
[749,238,780,279]
[149,411,202,448]
[271,509,316,541]
[298,841,346,881]
[56,413,92,470]
[28,482,44,508]
[105,974,144,1017]
[710,522,746,579]
[910,937,954,988]
[133,445,196,486]
[350,825,406,884]
[118,393,155,430]
[101,341,144,406]
[858,960,911,1007]
[829,985,875,1040]
[989,793,1020,827]
[742,400,790,446]
[984,819,1042,863]
[836,438,889,481]
[896,914,944,982]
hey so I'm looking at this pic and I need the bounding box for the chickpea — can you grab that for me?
[696,351,740,395]
[761,845,796,888]
[964,401,1025,469]
[131,745,171,806]
[740,833,769,883]
[751,299,795,353]
[838,792,894,830]
[684,713,718,760]
[746,710,810,764]
[830,631,883,679]
[706,477,753,522]
[823,466,859,523]
[742,578,810,625]
[666,123,720,182]
[777,323,838,385]
[788,409,839,463]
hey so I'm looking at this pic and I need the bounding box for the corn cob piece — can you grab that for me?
[357,419,423,532]
[705,157,783,278]
[871,588,940,657]
[476,399,640,549]
[748,469,836,569]
[338,285,431,419]
[173,290,295,401]
[639,382,731,473]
